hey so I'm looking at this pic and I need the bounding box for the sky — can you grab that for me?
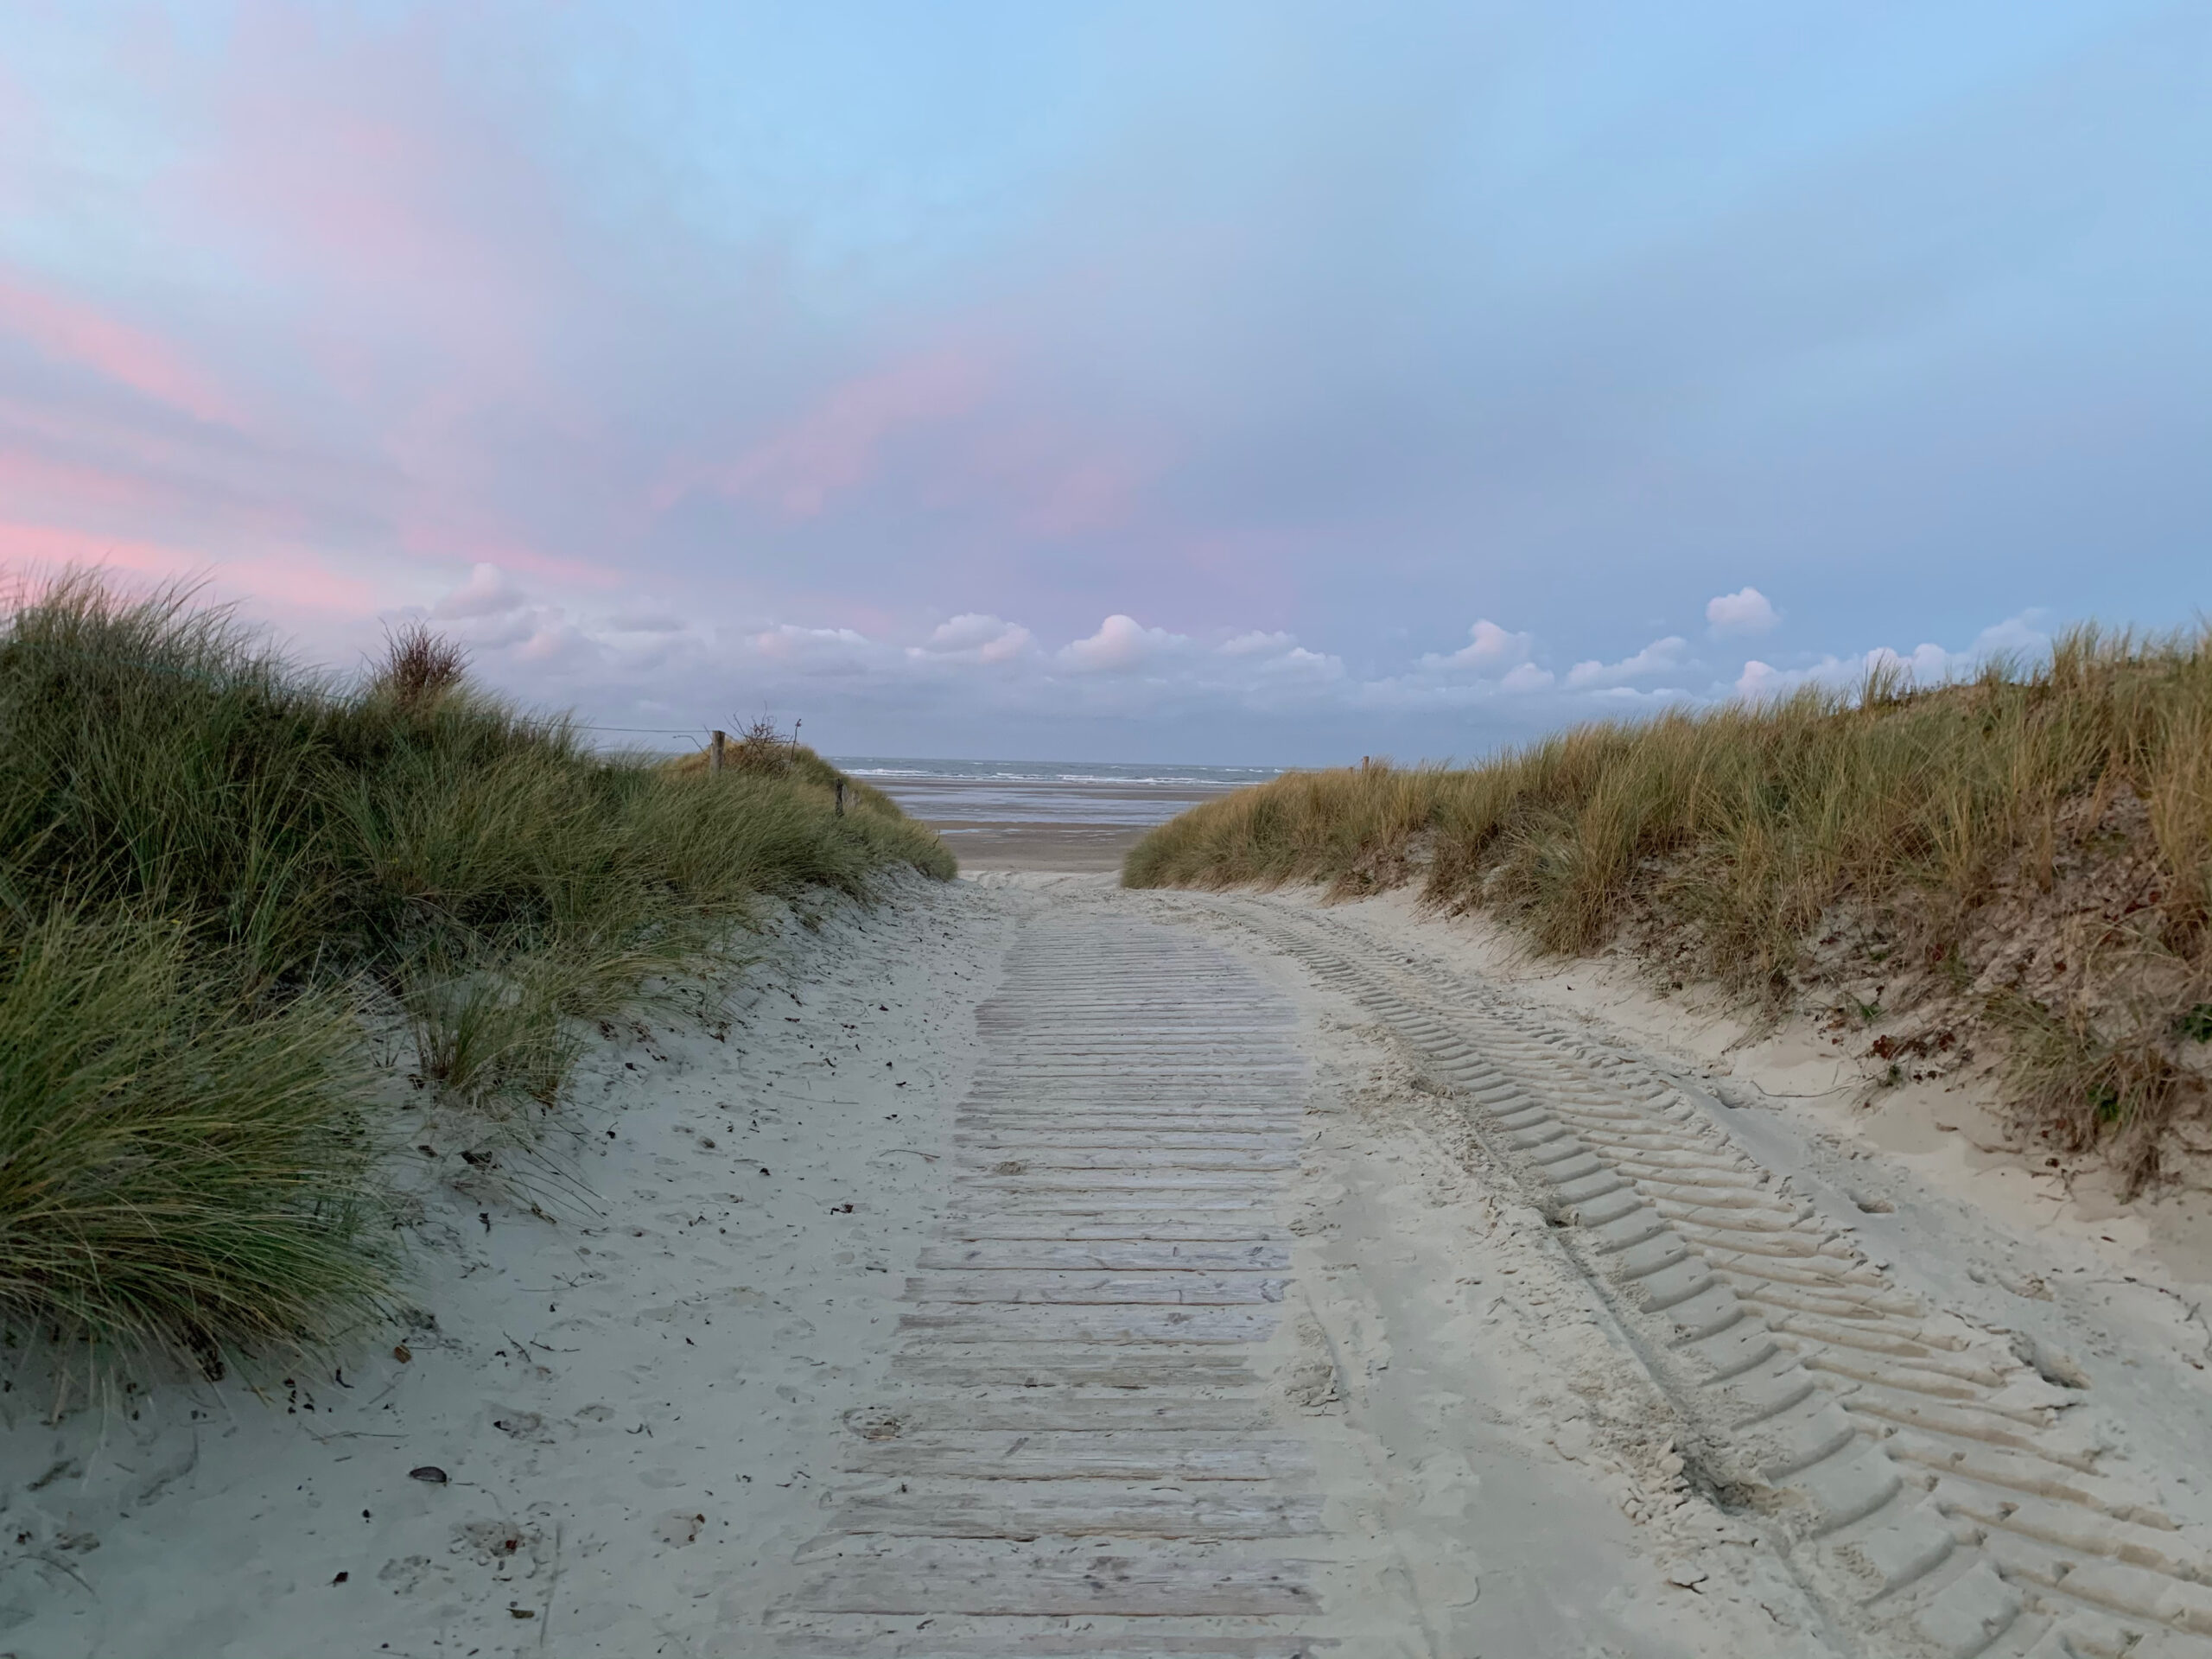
[0,2,2205,764]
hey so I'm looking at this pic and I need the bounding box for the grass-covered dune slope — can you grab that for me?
[1128,628,2212,1191]
[0,577,951,1383]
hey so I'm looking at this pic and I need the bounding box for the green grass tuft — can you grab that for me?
[0,574,951,1382]
[0,910,391,1390]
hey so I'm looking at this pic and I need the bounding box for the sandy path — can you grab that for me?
[772,882,1828,1657]
[10,873,2211,1656]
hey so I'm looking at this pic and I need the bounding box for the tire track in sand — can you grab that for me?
[1169,891,2212,1659]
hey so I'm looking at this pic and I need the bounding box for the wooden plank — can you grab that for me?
[957,1125,1303,1137]
[955,1150,1299,1172]
[964,1065,1292,1079]
[934,1219,1288,1243]
[791,1546,1319,1616]
[950,1198,1289,1217]
[849,1398,1275,1433]
[960,1097,1302,1112]
[830,1484,1325,1539]
[955,1132,1300,1141]
[899,1306,1280,1344]
[904,1271,1289,1305]
[955,1172,1283,1192]
[888,1351,1260,1389]
[918,1243,1292,1272]
[769,1625,1333,1657]
[959,1193,1278,1213]
[957,1108,1301,1122]
[851,1432,1311,1482]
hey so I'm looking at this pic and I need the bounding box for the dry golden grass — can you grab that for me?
[1127,627,2212,1189]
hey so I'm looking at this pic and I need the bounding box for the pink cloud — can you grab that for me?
[662,348,995,518]
[0,519,376,614]
[170,10,549,310]
[1020,454,1143,537]
[0,276,238,425]
[0,445,176,515]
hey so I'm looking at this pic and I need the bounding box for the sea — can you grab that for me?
[830,758,1284,827]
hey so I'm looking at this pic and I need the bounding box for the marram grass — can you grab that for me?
[0,575,951,1382]
[1127,628,2212,1188]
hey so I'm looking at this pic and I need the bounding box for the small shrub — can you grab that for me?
[374,622,469,710]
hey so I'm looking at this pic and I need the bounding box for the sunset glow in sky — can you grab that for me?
[2,3,2205,761]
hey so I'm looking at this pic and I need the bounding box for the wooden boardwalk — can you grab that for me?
[770,917,1332,1656]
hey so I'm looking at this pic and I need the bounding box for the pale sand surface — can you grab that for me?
[927,821,1149,874]
[7,873,2211,1656]
[884,775,1233,874]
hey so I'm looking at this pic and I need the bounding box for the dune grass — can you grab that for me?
[1127,627,2212,1186]
[0,576,950,1382]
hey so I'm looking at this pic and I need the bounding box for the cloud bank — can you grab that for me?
[0,4,2200,760]
[394,558,2050,760]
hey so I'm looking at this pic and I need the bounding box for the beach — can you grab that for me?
[838,760,1273,873]
[11,868,2212,1656]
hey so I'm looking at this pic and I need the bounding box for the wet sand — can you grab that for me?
[879,776,1237,873]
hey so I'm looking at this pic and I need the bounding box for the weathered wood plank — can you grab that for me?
[887,1350,1260,1389]
[768,1621,1333,1656]
[904,1271,1289,1305]
[847,1398,1275,1433]
[956,1150,1299,1173]
[828,1484,1325,1539]
[964,1106,1300,1119]
[954,1171,1284,1192]
[791,1545,1319,1615]
[933,1218,1289,1243]
[960,1193,1278,1214]
[957,1126,1303,1139]
[851,1432,1311,1482]
[899,1306,1281,1344]
[918,1243,1292,1272]
[960,1141,1300,1150]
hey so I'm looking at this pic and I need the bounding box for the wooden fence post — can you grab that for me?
[710,729,726,774]
[835,779,846,817]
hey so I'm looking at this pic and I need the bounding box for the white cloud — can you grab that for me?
[409,569,2056,753]
[1967,613,2050,661]
[1732,613,2049,702]
[1059,613,1185,672]
[1421,619,1534,672]
[1564,635,1690,689]
[1706,587,1778,637]
[912,613,1033,664]
[749,623,869,661]
[514,620,590,664]
[1255,645,1345,682]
